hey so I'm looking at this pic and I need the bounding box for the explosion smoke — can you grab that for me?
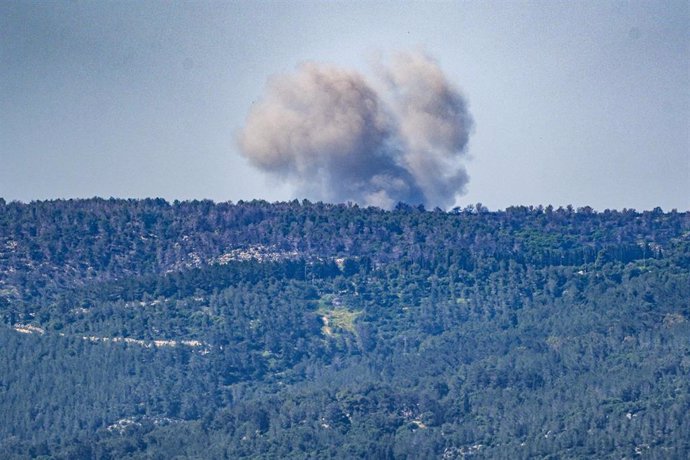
[238,52,473,209]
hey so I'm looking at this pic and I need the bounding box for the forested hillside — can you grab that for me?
[1,198,689,458]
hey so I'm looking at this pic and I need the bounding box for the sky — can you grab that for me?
[1,0,688,211]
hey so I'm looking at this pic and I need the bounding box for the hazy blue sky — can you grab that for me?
[1,0,688,210]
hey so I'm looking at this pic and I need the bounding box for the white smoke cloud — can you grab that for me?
[238,51,473,209]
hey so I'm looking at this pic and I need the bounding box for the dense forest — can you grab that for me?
[0,198,689,458]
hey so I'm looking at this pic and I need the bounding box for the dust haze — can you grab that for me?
[238,52,473,209]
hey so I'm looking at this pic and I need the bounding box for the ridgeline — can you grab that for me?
[1,198,689,458]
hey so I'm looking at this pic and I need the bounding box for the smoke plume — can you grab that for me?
[238,52,473,209]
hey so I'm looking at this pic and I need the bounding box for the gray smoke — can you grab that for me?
[238,52,473,209]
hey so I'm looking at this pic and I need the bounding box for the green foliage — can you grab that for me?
[0,199,688,458]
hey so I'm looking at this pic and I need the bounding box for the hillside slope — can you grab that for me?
[1,199,689,458]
